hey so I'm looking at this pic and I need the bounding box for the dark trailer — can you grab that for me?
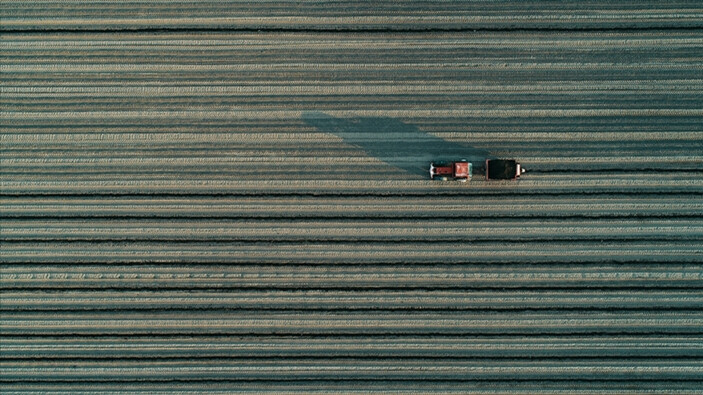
[485,159,525,180]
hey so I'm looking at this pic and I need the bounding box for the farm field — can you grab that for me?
[2,1,703,393]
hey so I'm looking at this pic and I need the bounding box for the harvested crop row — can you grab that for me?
[2,196,702,219]
[4,263,702,289]
[3,289,703,311]
[5,335,703,358]
[3,218,702,242]
[3,176,702,194]
[3,358,703,381]
[3,241,701,263]
[4,310,703,335]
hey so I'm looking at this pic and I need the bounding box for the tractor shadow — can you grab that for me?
[302,111,494,178]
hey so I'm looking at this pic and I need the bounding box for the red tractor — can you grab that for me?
[429,160,471,182]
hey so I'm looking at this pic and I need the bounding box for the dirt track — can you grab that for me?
[2,1,703,393]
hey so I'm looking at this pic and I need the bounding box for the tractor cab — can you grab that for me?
[430,160,471,182]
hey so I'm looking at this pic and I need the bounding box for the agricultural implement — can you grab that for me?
[429,159,525,181]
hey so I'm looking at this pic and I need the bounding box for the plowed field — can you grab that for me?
[2,1,703,393]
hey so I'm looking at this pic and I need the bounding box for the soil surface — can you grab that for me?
[2,1,703,392]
